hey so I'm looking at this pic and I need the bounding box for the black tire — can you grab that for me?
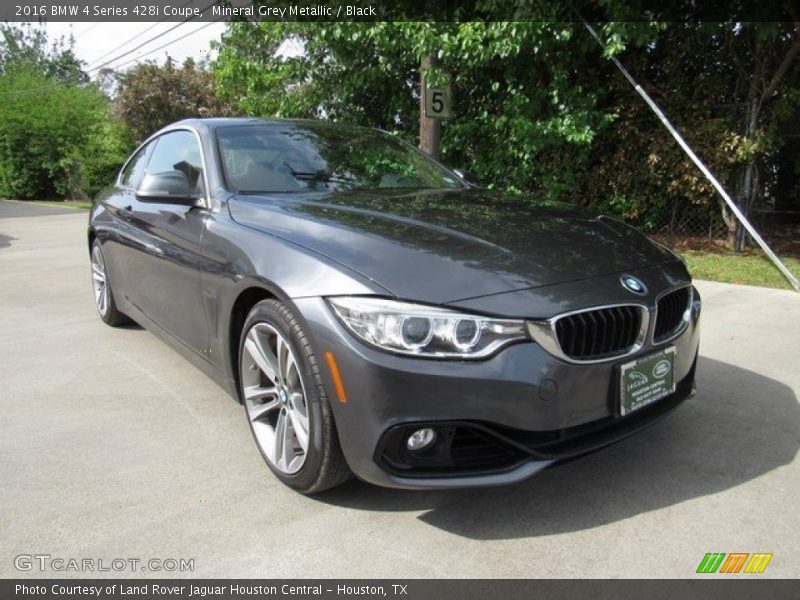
[90,241,130,327]
[239,299,351,494]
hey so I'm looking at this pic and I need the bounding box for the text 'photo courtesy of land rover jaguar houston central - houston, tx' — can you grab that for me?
[88,118,701,493]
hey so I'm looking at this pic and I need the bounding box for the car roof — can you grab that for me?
[172,117,353,131]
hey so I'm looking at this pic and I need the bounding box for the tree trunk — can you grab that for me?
[734,96,760,251]
[419,54,441,159]
[721,203,738,250]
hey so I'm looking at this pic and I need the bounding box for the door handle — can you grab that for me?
[120,205,132,220]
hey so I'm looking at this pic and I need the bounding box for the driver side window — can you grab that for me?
[146,130,205,195]
[119,143,152,190]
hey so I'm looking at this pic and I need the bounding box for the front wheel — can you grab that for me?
[90,241,129,327]
[239,299,350,494]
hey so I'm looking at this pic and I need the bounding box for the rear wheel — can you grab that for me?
[90,241,129,327]
[239,299,350,493]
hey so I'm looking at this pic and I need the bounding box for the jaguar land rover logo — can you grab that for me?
[621,274,647,295]
[652,359,671,378]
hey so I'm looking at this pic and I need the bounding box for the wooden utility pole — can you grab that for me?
[419,54,442,160]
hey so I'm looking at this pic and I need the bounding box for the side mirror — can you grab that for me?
[136,171,198,204]
[453,168,479,186]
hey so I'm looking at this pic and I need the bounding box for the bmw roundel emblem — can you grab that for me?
[621,274,647,295]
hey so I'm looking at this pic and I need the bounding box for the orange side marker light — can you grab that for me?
[324,351,348,404]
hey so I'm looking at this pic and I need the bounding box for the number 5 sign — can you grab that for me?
[424,83,452,119]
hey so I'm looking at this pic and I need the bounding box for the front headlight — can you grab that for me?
[327,297,528,359]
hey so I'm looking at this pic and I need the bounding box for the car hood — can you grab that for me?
[228,188,677,304]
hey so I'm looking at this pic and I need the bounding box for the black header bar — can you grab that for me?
[3,0,797,23]
[4,579,800,600]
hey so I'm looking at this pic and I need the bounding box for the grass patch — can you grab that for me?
[36,199,93,210]
[684,250,800,290]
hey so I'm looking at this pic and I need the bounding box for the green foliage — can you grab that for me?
[114,58,235,144]
[1,23,87,84]
[3,16,799,224]
[211,20,659,201]
[213,22,419,128]
[213,19,800,232]
[0,68,127,199]
[578,22,800,233]
[0,24,129,199]
[81,117,133,198]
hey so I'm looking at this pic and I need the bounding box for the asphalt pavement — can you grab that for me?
[1,200,798,578]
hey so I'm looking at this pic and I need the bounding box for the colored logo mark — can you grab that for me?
[696,553,773,574]
[620,274,647,295]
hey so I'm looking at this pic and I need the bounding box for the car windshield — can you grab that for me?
[216,123,463,194]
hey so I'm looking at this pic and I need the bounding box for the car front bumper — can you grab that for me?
[293,289,701,490]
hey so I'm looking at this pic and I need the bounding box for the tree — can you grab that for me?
[726,22,800,250]
[213,22,421,129]
[212,18,800,249]
[114,57,235,143]
[0,67,127,199]
[1,23,87,84]
[0,24,126,199]
[580,22,800,249]
[213,21,648,194]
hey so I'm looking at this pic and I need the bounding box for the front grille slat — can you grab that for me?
[607,307,618,355]
[623,306,637,346]
[566,317,576,356]
[586,310,599,356]
[613,307,626,351]
[554,305,642,361]
[596,309,609,355]
[578,312,589,357]
[616,307,627,350]
[565,316,576,357]
[654,287,691,342]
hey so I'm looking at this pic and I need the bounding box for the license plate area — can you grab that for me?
[619,347,676,416]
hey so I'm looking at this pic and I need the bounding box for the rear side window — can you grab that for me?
[147,130,205,194]
[119,144,151,189]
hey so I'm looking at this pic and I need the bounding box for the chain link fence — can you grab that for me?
[649,207,799,258]
[644,202,730,251]
[624,195,800,290]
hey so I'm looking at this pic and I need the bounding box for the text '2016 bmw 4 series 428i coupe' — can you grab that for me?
[89,118,701,493]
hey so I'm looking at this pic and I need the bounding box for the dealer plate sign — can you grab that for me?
[620,346,676,415]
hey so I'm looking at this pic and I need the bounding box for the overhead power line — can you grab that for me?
[87,0,218,73]
[88,21,190,72]
[74,21,103,38]
[6,19,221,97]
[86,22,170,68]
[109,20,222,71]
[86,0,195,68]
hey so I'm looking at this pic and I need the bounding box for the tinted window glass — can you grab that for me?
[147,130,205,194]
[216,124,462,194]
[120,144,151,189]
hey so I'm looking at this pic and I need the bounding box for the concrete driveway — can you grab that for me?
[1,200,798,578]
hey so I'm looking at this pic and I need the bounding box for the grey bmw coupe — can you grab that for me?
[89,118,701,493]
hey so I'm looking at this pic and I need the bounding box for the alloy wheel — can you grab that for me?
[91,245,109,317]
[242,322,310,474]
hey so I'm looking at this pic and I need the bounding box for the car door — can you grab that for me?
[123,129,211,356]
[97,141,154,303]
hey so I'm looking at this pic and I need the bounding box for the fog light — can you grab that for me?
[406,428,437,452]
